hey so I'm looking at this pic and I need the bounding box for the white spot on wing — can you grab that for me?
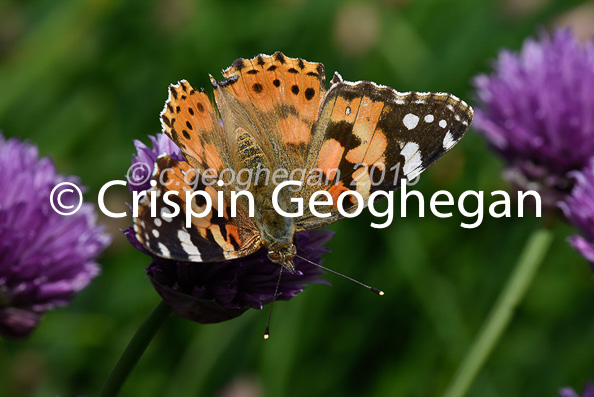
[161,207,173,222]
[154,218,162,227]
[178,230,202,260]
[158,242,170,257]
[443,131,456,150]
[424,114,434,123]
[401,142,422,180]
[152,229,160,238]
[439,120,447,128]
[403,113,419,130]
[346,106,351,116]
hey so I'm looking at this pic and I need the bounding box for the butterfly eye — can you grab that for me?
[267,251,281,263]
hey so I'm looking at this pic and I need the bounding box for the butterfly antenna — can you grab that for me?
[294,254,384,296]
[264,267,283,340]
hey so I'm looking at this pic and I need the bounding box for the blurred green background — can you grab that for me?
[1,0,594,396]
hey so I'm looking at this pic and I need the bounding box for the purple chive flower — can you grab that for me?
[127,134,332,323]
[559,382,594,397]
[473,30,594,208]
[0,133,110,338]
[125,227,332,323]
[560,158,594,269]
[128,134,183,193]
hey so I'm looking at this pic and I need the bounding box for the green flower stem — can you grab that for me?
[442,227,554,397]
[99,300,172,397]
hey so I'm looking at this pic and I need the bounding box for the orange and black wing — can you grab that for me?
[133,155,262,262]
[296,73,473,230]
[160,80,231,174]
[212,52,326,170]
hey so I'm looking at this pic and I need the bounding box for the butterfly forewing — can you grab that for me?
[134,154,262,262]
[296,74,473,229]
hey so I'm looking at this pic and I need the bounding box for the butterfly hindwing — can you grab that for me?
[134,155,262,262]
[295,73,473,229]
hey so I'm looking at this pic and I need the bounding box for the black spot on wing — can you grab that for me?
[326,120,355,146]
[170,127,179,142]
[274,52,286,64]
[193,193,207,207]
[169,85,178,99]
[216,75,239,88]
[316,63,324,77]
[232,58,245,71]
[304,87,315,100]
[161,114,173,127]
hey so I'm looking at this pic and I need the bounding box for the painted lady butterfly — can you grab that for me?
[134,52,473,272]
